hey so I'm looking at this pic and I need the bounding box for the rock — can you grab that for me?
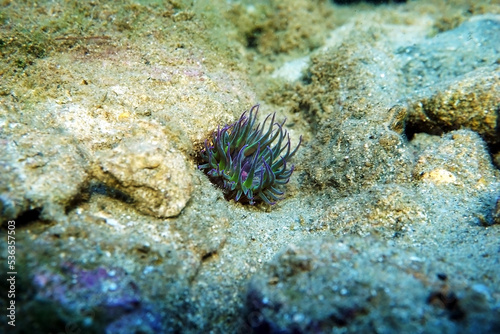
[91,135,193,218]
[317,184,427,237]
[0,123,88,222]
[406,67,499,147]
[412,130,498,190]
[401,16,500,146]
[2,1,500,333]
[399,16,500,92]
[30,262,163,333]
[492,197,500,225]
[299,43,413,192]
[245,235,500,333]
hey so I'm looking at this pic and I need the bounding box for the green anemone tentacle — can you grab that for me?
[199,104,301,205]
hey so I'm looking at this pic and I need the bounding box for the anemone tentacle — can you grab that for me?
[199,104,301,205]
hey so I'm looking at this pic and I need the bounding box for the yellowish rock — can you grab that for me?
[421,168,456,184]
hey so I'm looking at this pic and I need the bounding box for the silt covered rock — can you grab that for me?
[91,135,193,218]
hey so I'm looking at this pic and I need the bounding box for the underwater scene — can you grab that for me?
[1,0,499,332]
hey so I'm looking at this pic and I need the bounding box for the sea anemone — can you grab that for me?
[199,104,302,205]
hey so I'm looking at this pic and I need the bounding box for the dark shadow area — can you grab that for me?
[88,181,133,204]
[246,28,263,49]
[14,207,42,227]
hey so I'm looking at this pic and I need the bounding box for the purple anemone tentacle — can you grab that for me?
[198,105,300,205]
